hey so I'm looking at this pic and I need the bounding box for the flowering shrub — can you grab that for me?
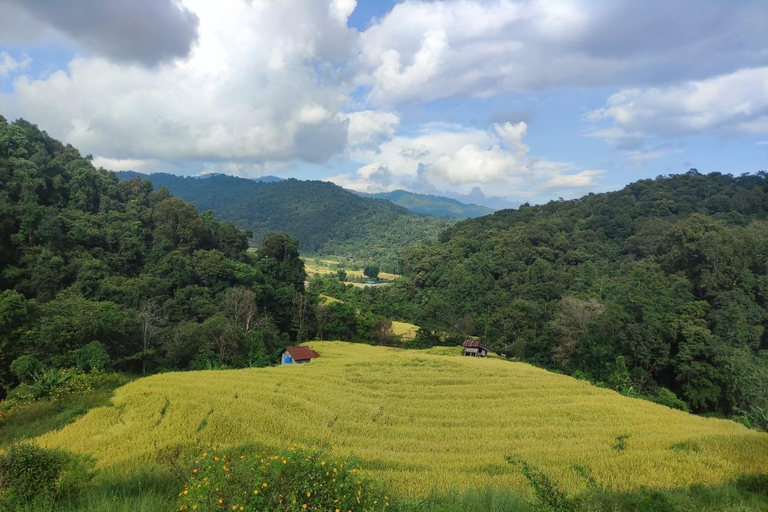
[177,445,391,512]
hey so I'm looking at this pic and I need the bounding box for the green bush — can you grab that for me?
[73,341,111,373]
[0,444,95,506]
[30,368,76,399]
[177,445,391,511]
[647,388,690,412]
[10,355,44,384]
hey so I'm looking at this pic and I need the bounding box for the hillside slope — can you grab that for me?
[116,173,454,271]
[38,342,768,495]
[356,189,494,218]
[389,172,768,415]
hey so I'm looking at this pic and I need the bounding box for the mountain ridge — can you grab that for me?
[354,189,495,218]
[115,172,454,271]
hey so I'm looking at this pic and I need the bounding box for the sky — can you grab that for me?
[0,0,766,209]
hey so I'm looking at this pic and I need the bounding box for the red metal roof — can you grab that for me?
[285,346,320,361]
[462,339,491,352]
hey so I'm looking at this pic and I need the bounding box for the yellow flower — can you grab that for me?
[307,492,311,497]
[218,499,223,504]
[302,505,307,509]
[253,490,259,494]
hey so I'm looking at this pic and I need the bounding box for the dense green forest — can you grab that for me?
[355,189,494,218]
[116,172,454,272]
[0,118,311,398]
[353,171,768,416]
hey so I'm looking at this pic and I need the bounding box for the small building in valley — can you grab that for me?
[281,346,321,365]
[462,339,491,357]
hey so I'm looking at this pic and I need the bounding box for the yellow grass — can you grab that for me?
[391,321,418,340]
[319,294,342,305]
[36,342,768,497]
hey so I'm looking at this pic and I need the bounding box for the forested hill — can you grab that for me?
[355,189,494,218]
[115,172,454,271]
[387,171,768,415]
[0,118,308,398]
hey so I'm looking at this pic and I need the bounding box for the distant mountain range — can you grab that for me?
[355,189,494,218]
[115,172,455,270]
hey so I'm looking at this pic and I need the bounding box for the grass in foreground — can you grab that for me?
[34,342,768,496]
[5,463,768,512]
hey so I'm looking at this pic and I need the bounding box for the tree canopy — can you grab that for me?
[0,117,306,397]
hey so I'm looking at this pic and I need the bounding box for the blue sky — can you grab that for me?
[1,0,766,208]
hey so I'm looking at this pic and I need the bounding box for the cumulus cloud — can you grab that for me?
[356,0,768,106]
[587,67,768,138]
[2,0,199,66]
[0,51,29,77]
[342,110,400,150]
[91,156,161,173]
[330,121,604,200]
[0,0,356,166]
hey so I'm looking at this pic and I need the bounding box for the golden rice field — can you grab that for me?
[391,321,418,341]
[36,342,768,496]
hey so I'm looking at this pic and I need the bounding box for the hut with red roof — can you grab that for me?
[281,346,321,365]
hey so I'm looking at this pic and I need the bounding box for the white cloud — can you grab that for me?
[330,121,604,200]
[91,156,160,172]
[0,51,30,77]
[756,141,768,146]
[342,110,400,149]
[0,0,356,166]
[587,67,768,140]
[356,0,768,106]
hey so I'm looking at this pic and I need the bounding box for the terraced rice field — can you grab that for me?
[36,342,768,496]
